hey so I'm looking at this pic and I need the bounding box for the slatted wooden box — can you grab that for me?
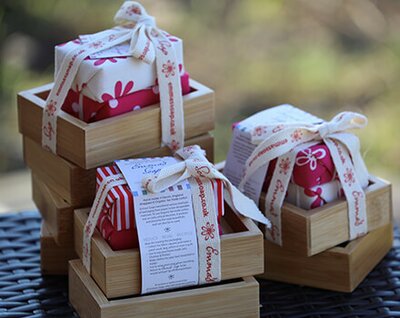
[24,133,214,207]
[69,260,259,318]
[74,205,264,298]
[33,174,74,246]
[40,222,76,275]
[259,222,393,292]
[260,176,392,256]
[18,80,214,169]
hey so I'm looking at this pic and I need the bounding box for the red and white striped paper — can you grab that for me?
[95,164,224,250]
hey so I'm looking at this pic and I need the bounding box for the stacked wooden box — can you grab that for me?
[18,79,215,275]
[71,205,262,317]
[222,105,394,293]
[18,81,263,317]
[258,175,393,292]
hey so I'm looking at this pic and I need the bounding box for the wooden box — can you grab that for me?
[259,222,393,292]
[69,259,259,318]
[74,206,264,298]
[32,174,73,246]
[260,176,392,256]
[40,222,77,275]
[24,133,214,207]
[18,80,214,169]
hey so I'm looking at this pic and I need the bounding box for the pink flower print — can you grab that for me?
[89,41,103,49]
[101,81,134,109]
[183,145,196,154]
[170,139,180,151]
[269,224,280,241]
[85,220,93,237]
[162,60,176,78]
[43,122,55,140]
[45,100,57,116]
[151,29,159,38]
[126,4,142,15]
[94,58,117,66]
[272,124,284,133]
[343,168,355,186]
[296,148,327,171]
[83,245,88,259]
[93,56,127,66]
[304,187,326,209]
[291,129,303,142]
[132,105,141,111]
[279,157,291,175]
[201,222,216,241]
[252,126,267,137]
[164,32,179,42]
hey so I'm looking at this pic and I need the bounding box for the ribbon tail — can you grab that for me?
[150,31,184,151]
[82,174,127,273]
[129,25,156,64]
[205,167,270,226]
[189,177,221,284]
[144,161,189,193]
[330,132,369,188]
[324,138,368,240]
[226,185,271,226]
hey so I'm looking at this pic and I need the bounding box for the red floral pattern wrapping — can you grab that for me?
[286,179,344,210]
[263,143,336,192]
[260,143,341,210]
[96,164,225,251]
[62,72,191,123]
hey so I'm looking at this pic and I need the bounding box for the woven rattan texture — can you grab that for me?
[0,211,399,317]
[260,230,400,318]
[0,211,76,317]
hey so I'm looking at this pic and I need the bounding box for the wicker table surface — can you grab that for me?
[0,211,399,318]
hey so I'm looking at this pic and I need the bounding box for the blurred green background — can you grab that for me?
[0,0,399,208]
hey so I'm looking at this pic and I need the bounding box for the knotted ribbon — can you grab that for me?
[143,145,271,284]
[238,112,369,245]
[42,1,184,153]
[82,145,270,286]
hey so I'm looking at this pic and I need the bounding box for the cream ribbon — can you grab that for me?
[82,145,270,286]
[239,112,369,245]
[82,173,127,272]
[42,1,184,154]
[143,145,271,284]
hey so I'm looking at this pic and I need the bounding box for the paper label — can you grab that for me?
[224,104,323,203]
[116,158,199,294]
[223,129,267,203]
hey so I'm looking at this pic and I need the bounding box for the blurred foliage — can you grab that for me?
[0,0,399,180]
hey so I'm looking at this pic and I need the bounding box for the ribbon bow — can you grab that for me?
[42,1,184,154]
[113,2,157,65]
[142,145,269,285]
[239,111,369,245]
[143,145,271,226]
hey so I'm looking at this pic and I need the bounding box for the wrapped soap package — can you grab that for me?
[224,104,392,256]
